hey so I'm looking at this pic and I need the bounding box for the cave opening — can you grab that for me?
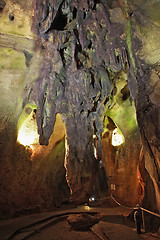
[50,13,67,31]
[72,7,77,19]
[49,8,67,31]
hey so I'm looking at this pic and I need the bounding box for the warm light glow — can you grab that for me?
[112,128,124,146]
[93,134,97,159]
[84,205,90,210]
[17,112,39,147]
[17,126,39,146]
[94,146,97,158]
[89,196,95,201]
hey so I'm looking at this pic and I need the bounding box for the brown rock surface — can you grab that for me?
[67,212,101,230]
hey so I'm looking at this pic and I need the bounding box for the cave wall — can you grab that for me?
[0,0,69,218]
[102,74,142,206]
[0,0,33,217]
[126,0,160,212]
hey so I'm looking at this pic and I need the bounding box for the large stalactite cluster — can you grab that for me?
[23,0,137,202]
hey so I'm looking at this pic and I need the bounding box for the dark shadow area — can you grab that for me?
[121,84,130,101]
[101,214,123,225]
[50,13,67,31]
[0,0,6,12]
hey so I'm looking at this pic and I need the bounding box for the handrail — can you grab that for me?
[111,194,135,210]
[110,194,160,218]
[140,207,160,218]
[89,194,160,218]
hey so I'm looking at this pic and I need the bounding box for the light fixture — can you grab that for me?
[89,196,95,201]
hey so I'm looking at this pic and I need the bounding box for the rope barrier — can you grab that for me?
[110,194,160,218]
[90,194,160,218]
[111,194,135,210]
[89,194,160,234]
[140,207,160,218]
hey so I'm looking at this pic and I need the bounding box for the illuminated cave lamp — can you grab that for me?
[17,112,39,147]
[89,196,95,201]
[112,128,124,146]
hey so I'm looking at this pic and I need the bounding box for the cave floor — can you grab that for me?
[0,205,159,240]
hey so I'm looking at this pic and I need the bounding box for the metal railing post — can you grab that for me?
[141,209,146,232]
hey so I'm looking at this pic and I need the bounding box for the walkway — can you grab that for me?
[0,205,158,240]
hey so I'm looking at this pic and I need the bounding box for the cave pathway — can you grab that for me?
[0,205,151,240]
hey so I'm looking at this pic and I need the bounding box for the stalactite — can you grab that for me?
[24,0,135,202]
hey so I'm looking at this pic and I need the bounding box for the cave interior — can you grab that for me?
[0,0,160,232]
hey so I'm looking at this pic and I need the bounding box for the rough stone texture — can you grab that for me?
[102,76,142,206]
[0,112,69,218]
[126,0,160,212]
[67,213,101,230]
[24,0,132,203]
[0,1,69,218]
[0,0,5,10]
